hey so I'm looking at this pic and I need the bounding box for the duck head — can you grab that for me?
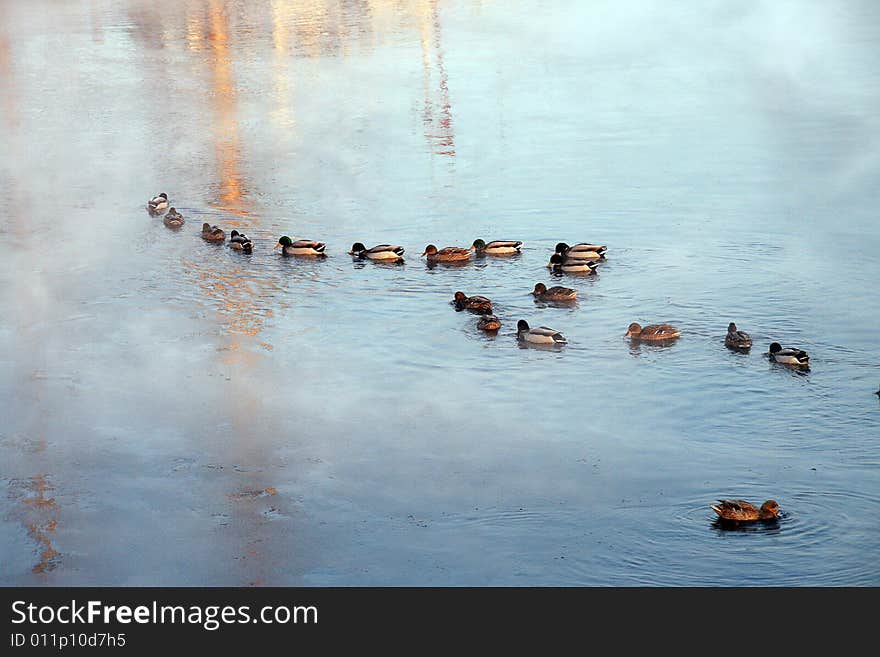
[532,283,547,295]
[422,244,439,257]
[555,242,570,255]
[760,500,780,518]
[471,239,486,251]
[728,322,738,333]
[768,342,782,355]
[231,230,240,239]
[275,236,293,249]
[453,291,467,303]
[625,322,642,337]
[548,253,565,267]
[202,222,212,233]
[348,242,366,255]
[516,319,530,333]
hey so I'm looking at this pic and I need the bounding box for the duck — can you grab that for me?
[453,291,493,314]
[471,239,522,255]
[531,282,577,302]
[625,323,681,340]
[710,499,780,524]
[724,322,752,349]
[555,241,607,260]
[768,342,809,368]
[229,230,253,253]
[548,253,598,274]
[276,235,326,256]
[516,319,567,345]
[201,222,226,242]
[163,207,184,228]
[348,242,404,261]
[147,192,168,213]
[476,315,501,331]
[422,244,472,262]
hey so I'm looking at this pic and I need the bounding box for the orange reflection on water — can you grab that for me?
[9,474,60,575]
[417,0,455,156]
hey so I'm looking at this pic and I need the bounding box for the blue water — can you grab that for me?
[1,0,878,585]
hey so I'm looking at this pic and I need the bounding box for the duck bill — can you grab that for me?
[273,243,282,250]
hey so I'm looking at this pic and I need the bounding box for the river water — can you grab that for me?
[1,0,878,585]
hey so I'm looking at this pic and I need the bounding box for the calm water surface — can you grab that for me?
[1,0,879,585]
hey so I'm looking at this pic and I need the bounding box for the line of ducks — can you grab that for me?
[147,194,811,364]
[146,193,876,527]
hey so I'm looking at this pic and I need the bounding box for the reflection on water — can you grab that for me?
[1,0,880,586]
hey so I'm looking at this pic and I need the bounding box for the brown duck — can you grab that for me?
[710,499,780,524]
[201,223,225,242]
[453,291,493,314]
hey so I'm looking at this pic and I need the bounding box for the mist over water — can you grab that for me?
[1,0,878,585]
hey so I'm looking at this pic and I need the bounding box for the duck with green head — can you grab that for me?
[275,235,326,256]
[555,242,606,260]
[471,239,522,256]
[548,253,598,274]
[229,230,253,253]
[348,242,404,261]
[516,319,567,345]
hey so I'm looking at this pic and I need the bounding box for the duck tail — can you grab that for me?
[710,505,722,517]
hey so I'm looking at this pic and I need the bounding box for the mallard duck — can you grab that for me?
[163,207,184,227]
[276,235,325,256]
[725,322,752,349]
[625,322,681,340]
[516,319,566,345]
[229,230,253,253]
[471,239,522,255]
[532,282,577,301]
[555,241,607,259]
[147,192,168,213]
[710,499,780,524]
[201,222,225,242]
[477,315,501,331]
[348,242,404,260]
[422,244,472,262]
[768,342,809,367]
[452,291,493,314]
[548,253,598,274]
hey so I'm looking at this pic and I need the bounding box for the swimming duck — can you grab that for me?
[625,323,681,340]
[348,242,405,261]
[422,244,472,262]
[276,235,326,256]
[548,253,598,274]
[471,239,523,255]
[477,315,502,331]
[516,320,567,345]
[710,500,780,524]
[229,230,253,253]
[453,291,493,314]
[147,192,168,213]
[531,282,577,301]
[163,207,184,228]
[201,222,226,242]
[768,343,809,367]
[725,322,752,349]
[555,242,607,260]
